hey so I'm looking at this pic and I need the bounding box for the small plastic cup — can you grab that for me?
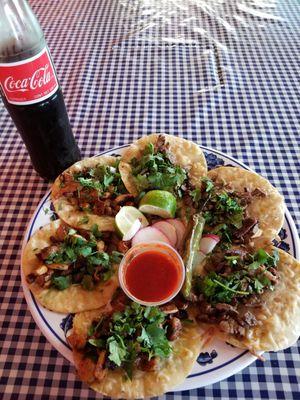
[118,241,185,306]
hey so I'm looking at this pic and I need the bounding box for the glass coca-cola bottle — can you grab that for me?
[0,0,81,180]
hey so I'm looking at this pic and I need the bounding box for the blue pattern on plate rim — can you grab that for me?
[60,314,74,337]
[273,239,290,253]
[273,228,290,253]
[197,350,218,366]
[49,202,59,221]
[278,228,288,240]
[204,152,225,170]
[110,152,121,157]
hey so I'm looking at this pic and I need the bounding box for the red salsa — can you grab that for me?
[124,250,182,302]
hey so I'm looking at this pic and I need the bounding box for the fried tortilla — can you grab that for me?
[69,302,206,399]
[22,220,119,313]
[52,156,131,231]
[223,248,300,352]
[207,167,285,246]
[119,134,207,196]
[195,247,300,353]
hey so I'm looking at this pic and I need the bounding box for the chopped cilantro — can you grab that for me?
[91,224,102,239]
[78,215,89,225]
[200,179,245,246]
[110,251,123,264]
[108,337,127,366]
[212,223,232,245]
[42,228,117,290]
[216,193,242,213]
[190,188,201,203]
[51,275,71,290]
[144,323,171,358]
[202,177,214,193]
[130,143,187,197]
[86,302,172,379]
[78,246,93,257]
[254,278,264,292]
[73,161,126,197]
[101,269,114,282]
[248,248,279,270]
[88,252,110,266]
[197,249,279,304]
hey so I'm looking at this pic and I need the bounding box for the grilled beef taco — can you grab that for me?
[22,220,125,313]
[201,167,285,247]
[52,156,133,231]
[119,134,207,197]
[193,246,300,353]
[68,291,205,398]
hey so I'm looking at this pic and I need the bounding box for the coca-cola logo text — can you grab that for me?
[0,48,58,104]
[4,64,52,93]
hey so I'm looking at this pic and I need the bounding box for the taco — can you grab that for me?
[193,246,300,353]
[119,134,207,197]
[201,167,285,247]
[22,220,124,313]
[68,291,205,398]
[52,156,133,231]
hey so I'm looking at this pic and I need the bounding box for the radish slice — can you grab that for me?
[152,221,177,247]
[202,233,220,241]
[132,226,171,246]
[166,219,186,249]
[199,234,220,255]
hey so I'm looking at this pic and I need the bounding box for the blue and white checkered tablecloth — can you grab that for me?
[0,0,299,399]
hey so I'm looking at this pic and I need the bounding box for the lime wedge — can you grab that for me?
[115,206,149,240]
[139,190,177,218]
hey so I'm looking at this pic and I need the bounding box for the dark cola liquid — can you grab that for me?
[1,87,81,180]
[0,0,81,180]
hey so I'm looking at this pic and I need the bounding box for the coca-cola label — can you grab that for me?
[0,48,58,105]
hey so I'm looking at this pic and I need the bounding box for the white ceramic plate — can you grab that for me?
[21,144,300,392]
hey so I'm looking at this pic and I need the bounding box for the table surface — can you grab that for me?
[1,0,299,399]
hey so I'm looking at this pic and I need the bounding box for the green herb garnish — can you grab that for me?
[78,215,89,225]
[131,143,187,197]
[86,303,172,379]
[197,249,279,304]
[74,160,126,197]
[91,224,102,239]
[51,275,71,290]
[202,177,214,193]
[200,179,245,245]
[44,229,118,290]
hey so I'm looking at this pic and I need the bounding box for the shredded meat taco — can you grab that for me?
[52,156,133,231]
[193,246,300,353]
[68,291,205,399]
[119,134,207,197]
[206,167,285,246]
[22,220,126,313]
